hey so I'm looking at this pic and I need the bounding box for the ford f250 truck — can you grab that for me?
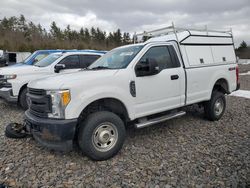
[0,51,104,109]
[24,26,240,160]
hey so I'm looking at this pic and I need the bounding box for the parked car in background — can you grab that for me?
[25,26,239,160]
[0,50,105,109]
[10,49,106,67]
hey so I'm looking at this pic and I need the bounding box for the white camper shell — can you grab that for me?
[137,26,236,67]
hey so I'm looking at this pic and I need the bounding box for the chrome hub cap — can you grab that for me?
[214,98,224,116]
[92,123,118,152]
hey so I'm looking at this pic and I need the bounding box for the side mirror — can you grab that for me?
[54,64,65,73]
[33,59,38,63]
[135,58,160,77]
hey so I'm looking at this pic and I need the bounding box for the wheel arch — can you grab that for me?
[18,83,28,102]
[212,78,230,95]
[77,97,131,124]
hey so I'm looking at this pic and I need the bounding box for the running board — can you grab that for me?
[135,111,186,129]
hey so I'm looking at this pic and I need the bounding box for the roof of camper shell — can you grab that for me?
[146,30,233,45]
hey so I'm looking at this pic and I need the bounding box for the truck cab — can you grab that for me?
[24,26,239,160]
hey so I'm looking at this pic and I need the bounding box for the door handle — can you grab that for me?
[171,75,179,80]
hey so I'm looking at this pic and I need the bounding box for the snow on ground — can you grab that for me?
[239,71,250,76]
[238,59,250,65]
[230,90,250,99]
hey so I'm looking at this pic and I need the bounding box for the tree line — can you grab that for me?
[0,15,133,52]
[236,41,250,59]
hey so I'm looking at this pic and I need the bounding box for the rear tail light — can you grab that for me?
[236,65,239,84]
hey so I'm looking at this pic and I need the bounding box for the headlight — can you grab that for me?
[3,74,17,80]
[46,90,71,119]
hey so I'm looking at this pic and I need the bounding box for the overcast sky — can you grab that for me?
[0,0,249,46]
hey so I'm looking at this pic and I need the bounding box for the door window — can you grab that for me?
[139,46,180,71]
[80,55,101,68]
[59,55,80,69]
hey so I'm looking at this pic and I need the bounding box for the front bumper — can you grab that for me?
[25,111,78,151]
[0,87,18,103]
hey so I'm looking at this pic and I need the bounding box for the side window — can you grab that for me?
[139,46,180,71]
[59,55,80,69]
[80,55,101,68]
[168,46,181,68]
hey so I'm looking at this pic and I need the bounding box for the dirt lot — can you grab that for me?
[0,65,250,187]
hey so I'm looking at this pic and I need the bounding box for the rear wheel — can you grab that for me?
[78,111,126,161]
[204,91,226,121]
[19,88,28,110]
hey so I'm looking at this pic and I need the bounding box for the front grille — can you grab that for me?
[0,75,5,82]
[28,88,46,96]
[0,80,9,88]
[27,87,51,118]
[1,82,11,88]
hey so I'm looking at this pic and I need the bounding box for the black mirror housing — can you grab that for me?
[135,58,160,77]
[54,64,65,73]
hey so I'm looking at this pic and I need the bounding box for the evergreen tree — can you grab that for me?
[113,29,122,45]
[239,41,247,50]
[122,32,130,44]
[50,21,63,39]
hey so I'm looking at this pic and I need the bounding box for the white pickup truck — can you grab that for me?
[0,51,104,109]
[24,26,240,160]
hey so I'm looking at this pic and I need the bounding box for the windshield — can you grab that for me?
[34,53,62,67]
[23,52,37,64]
[88,45,143,69]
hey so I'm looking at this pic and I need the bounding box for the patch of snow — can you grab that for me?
[230,90,250,99]
[239,71,250,76]
[238,59,250,65]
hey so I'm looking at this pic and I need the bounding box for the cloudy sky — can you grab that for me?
[0,0,249,46]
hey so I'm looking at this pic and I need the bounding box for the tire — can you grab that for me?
[204,91,226,121]
[5,123,27,139]
[19,88,28,110]
[78,111,126,161]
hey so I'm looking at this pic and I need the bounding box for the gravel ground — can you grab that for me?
[0,78,250,187]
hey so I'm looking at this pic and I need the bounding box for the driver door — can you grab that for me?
[134,45,184,117]
[58,55,81,73]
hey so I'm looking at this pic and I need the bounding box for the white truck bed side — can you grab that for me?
[178,33,237,105]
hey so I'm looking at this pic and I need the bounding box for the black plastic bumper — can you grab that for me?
[0,87,18,103]
[25,111,77,151]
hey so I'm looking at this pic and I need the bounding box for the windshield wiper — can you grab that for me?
[90,66,112,70]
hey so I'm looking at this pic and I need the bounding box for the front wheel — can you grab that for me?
[204,91,226,121]
[19,88,29,110]
[78,111,126,161]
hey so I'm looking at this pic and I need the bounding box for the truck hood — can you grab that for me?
[8,63,27,67]
[0,65,40,75]
[28,69,119,90]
